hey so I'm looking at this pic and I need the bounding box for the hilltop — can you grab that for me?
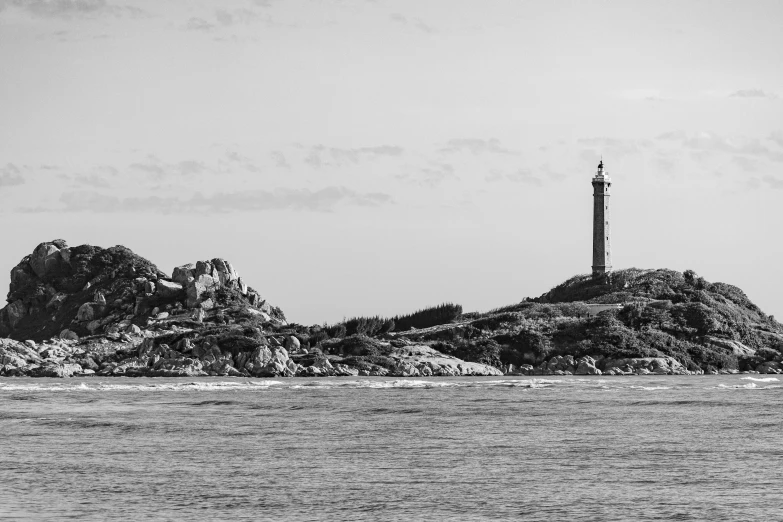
[1,241,781,378]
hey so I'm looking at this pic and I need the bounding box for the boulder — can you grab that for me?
[156,280,183,299]
[172,264,195,286]
[29,242,61,278]
[9,266,33,293]
[575,356,602,375]
[212,258,238,285]
[284,335,301,352]
[76,302,105,322]
[195,260,218,279]
[393,361,421,377]
[6,300,28,328]
[59,329,79,341]
[246,345,291,376]
[31,362,83,378]
[186,281,207,308]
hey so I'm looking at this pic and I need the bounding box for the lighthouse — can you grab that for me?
[592,160,612,275]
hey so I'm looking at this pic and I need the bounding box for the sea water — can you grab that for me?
[1,375,781,521]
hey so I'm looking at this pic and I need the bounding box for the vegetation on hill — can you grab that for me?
[284,269,783,374]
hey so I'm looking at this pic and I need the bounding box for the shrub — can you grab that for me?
[392,303,463,331]
[470,312,521,331]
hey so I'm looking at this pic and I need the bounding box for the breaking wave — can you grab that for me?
[1,375,783,393]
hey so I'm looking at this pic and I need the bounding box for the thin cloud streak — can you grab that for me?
[18,186,395,213]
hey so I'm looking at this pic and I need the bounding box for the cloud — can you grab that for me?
[769,132,783,148]
[658,131,783,163]
[396,162,454,187]
[215,8,258,26]
[5,0,147,18]
[21,186,394,213]
[304,147,323,168]
[224,150,262,173]
[540,164,566,181]
[0,163,24,186]
[731,156,758,172]
[652,156,676,174]
[271,151,289,169]
[762,176,783,189]
[577,137,640,157]
[389,13,434,33]
[129,160,165,178]
[304,144,403,168]
[129,157,208,178]
[184,17,214,31]
[617,89,667,101]
[485,168,542,186]
[176,160,205,175]
[69,173,111,188]
[441,138,514,155]
[655,131,688,141]
[730,89,777,99]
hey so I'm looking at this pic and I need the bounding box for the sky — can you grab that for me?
[0,0,782,325]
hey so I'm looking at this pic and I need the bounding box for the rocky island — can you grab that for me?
[1,240,781,378]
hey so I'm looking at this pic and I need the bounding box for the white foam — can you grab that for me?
[718,383,757,389]
[741,377,779,382]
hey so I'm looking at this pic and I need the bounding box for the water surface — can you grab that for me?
[1,375,780,521]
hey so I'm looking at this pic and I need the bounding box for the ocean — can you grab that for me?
[1,375,781,521]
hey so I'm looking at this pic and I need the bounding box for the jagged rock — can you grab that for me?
[31,362,83,378]
[575,356,602,375]
[601,357,683,374]
[186,281,207,308]
[245,345,291,376]
[705,336,756,357]
[46,293,67,310]
[393,361,421,377]
[547,355,576,373]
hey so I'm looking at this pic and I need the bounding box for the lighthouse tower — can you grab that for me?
[591,160,612,275]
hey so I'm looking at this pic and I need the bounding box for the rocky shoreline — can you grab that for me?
[1,240,781,378]
[0,335,771,379]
